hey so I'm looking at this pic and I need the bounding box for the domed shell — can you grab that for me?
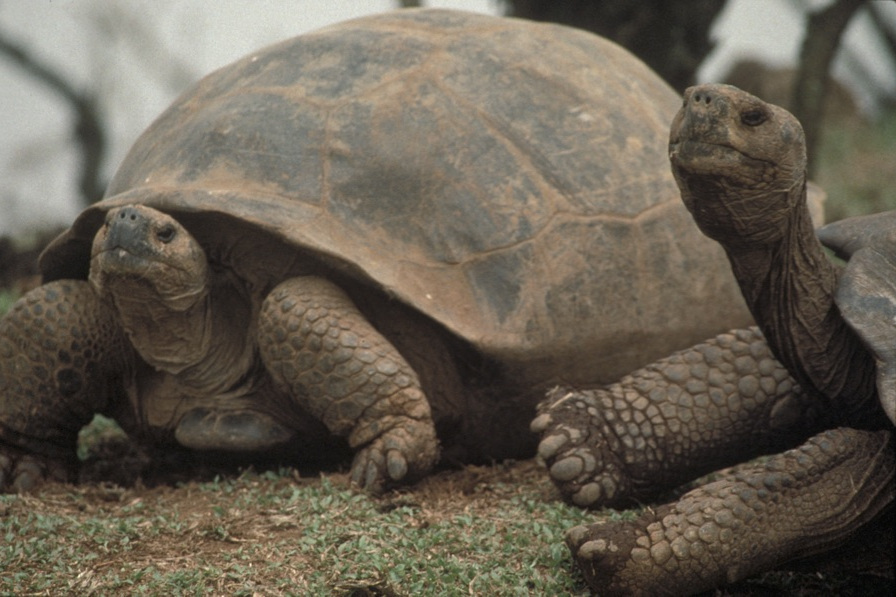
[41,9,750,384]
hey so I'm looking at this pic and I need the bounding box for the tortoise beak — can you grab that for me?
[97,206,174,260]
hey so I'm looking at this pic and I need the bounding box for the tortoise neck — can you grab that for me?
[114,289,215,375]
[728,197,835,320]
[112,272,254,392]
[723,193,878,424]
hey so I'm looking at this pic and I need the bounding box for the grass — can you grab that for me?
[3,443,889,596]
[1,460,598,596]
[0,290,17,316]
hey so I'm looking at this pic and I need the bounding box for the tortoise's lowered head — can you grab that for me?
[89,204,209,313]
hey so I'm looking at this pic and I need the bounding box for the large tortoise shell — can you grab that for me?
[41,9,749,384]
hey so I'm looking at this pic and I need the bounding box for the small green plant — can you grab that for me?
[0,289,18,316]
[77,414,130,461]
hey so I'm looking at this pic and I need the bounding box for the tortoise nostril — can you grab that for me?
[693,93,712,106]
[117,208,140,222]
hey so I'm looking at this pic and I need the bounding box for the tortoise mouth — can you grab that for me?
[92,245,155,275]
[91,244,196,278]
[669,139,772,176]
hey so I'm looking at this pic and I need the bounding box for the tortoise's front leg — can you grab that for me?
[0,280,132,491]
[258,276,439,492]
[532,327,828,507]
[565,427,894,596]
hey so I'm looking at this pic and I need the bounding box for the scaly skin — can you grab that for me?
[533,327,826,508]
[0,206,442,494]
[258,276,440,491]
[0,280,132,491]
[565,428,894,597]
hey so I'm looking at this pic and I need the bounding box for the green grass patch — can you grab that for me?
[0,463,603,595]
[817,106,896,221]
[0,289,18,316]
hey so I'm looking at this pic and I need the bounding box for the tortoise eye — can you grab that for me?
[741,109,767,126]
[157,225,176,243]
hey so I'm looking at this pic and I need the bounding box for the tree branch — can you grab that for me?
[791,0,866,176]
[0,31,106,205]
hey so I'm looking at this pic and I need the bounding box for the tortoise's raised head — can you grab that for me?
[669,84,807,248]
[89,205,209,312]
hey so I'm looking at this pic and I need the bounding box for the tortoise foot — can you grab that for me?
[532,387,633,507]
[349,415,439,493]
[566,521,642,597]
[260,275,441,491]
[564,429,896,596]
[0,442,74,493]
[564,510,702,597]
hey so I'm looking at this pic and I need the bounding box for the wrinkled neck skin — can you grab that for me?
[715,184,880,427]
[109,283,212,373]
[102,273,253,394]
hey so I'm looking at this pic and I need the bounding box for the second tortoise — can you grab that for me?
[533,84,894,595]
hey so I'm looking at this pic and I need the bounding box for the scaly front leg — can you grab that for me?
[532,327,829,507]
[258,276,439,492]
[0,280,132,491]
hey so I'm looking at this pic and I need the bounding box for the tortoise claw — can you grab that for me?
[533,388,632,507]
[529,412,553,434]
[349,418,438,493]
[0,447,73,493]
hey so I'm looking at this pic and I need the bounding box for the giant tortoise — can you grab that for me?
[0,10,752,493]
[534,84,893,594]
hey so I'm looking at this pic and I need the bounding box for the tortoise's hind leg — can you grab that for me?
[564,428,894,596]
[0,280,132,491]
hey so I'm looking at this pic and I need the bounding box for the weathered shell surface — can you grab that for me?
[41,9,751,384]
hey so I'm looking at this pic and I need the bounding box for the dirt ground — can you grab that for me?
[0,425,891,596]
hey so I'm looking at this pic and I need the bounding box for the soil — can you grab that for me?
[10,439,895,597]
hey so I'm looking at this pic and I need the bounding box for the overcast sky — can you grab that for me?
[0,0,893,237]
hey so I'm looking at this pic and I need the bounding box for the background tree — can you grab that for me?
[501,0,725,92]
[0,34,106,204]
[501,0,895,176]
[792,0,869,175]
[0,3,196,207]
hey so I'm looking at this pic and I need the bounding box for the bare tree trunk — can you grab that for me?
[792,0,866,176]
[0,34,106,205]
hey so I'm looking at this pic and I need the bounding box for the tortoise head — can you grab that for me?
[669,83,807,248]
[89,205,209,313]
